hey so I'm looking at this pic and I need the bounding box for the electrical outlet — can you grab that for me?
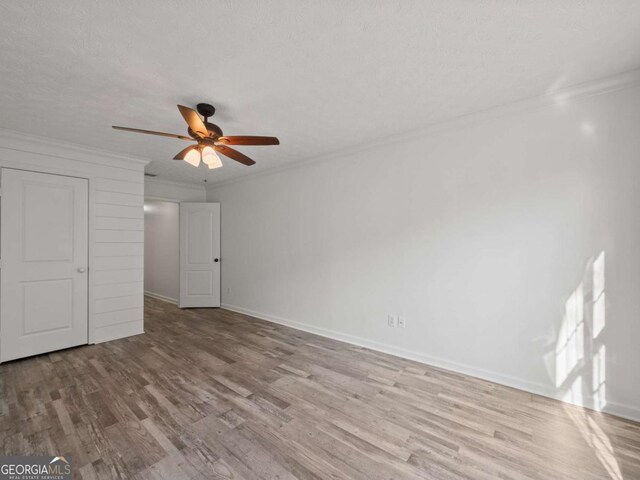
[398,316,406,329]
[387,315,397,327]
[227,287,231,294]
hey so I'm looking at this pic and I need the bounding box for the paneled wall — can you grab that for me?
[0,129,147,346]
[92,177,145,342]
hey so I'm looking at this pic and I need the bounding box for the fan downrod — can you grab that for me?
[196,103,216,121]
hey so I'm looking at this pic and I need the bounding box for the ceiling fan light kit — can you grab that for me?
[202,146,222,169]
[112,103,279,170]
[183,147,201,167]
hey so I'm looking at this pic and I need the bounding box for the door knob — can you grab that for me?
[77,267,86,273]
[214,258,219,263]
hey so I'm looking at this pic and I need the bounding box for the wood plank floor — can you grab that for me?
[1,296,639,479]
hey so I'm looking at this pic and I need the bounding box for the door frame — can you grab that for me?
[0,167,93,360]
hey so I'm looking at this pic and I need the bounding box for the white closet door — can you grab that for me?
[1,168,89,362]
[179,202,220,308]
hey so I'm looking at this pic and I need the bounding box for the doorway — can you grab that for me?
[144,200,180,303]
[144,201,220,308]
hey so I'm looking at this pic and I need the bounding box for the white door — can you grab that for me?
[179,202,220,308]
[1,169,89,362]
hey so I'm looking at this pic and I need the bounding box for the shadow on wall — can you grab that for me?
[552,252,624,480]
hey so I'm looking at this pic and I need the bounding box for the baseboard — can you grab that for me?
[93,321,144,344]
[144,291,178,305]
[222,303,640,423]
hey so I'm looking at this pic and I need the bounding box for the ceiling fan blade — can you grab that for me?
[216,136,280,146]
[214,145,256,166]
[112,126,192,141]
[173,145,197,161]
[177,105,208,137]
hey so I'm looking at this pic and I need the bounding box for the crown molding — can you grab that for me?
[0,127,150,170]
[207,68,640,190]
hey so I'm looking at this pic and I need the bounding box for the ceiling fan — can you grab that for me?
[112,103,279,169]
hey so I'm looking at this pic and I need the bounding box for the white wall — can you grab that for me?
[0,129,147,345]
[144,201,179,303]
[144,177,206,202]
[207,81,640,421]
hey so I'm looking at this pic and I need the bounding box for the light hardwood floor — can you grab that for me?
[1,296,639,479]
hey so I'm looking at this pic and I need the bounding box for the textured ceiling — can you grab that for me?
[1,1,640,185]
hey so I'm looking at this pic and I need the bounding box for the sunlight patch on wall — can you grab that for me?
[593,251,605,339]
[555,284,584,388]
[554,251,607,412]
[562,375,583,405]
[557,251,618,478]
[593,344,607,411]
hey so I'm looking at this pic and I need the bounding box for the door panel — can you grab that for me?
[1,169,89,362]
[186,271,213,295]
[179,203,220,308]
[187,210,214,264]
[23,183,74,261]
[23,279,73,334]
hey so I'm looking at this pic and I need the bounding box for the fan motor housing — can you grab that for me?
[204,122,223,136]
[188,123,222,138]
